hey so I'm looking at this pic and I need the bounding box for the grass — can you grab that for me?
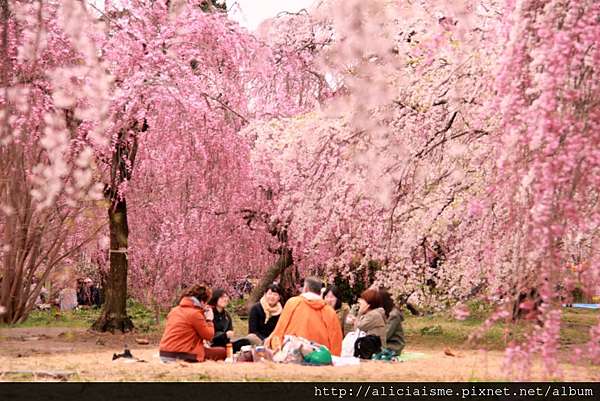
[404,313,510,350]
[559,307,598,347]
[0,298,164,332]
[126,299,165,333]
[2,299,597,353]
[403,302,598,351]
[0,307,101,329]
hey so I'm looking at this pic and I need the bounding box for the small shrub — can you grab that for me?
[420,325,443,336]
[126,298,161,331]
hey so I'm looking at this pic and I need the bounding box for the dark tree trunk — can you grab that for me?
[278,264,299,303]
[397,291,421,316]
[248,248,293,307]
[92,198,134,333]
[405,302,421,316]
[91,120,143,333]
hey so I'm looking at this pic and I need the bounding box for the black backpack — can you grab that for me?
[354,335,382,359]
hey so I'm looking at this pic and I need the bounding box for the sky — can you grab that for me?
[227,0,316,30]
[90,1,317,31]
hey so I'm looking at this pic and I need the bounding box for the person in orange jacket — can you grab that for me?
[159,284,226,362]
[265,277,343,356]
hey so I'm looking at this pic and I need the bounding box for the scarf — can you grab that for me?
[260,295,282,324]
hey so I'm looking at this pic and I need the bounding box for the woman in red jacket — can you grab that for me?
[159,284,226,362]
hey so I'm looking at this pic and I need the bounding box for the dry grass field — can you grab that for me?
[1,305,598,381]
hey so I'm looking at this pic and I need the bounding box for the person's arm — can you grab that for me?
[356,312,378,333]
[190,311,215,341]
[328,310,343,356]
[212,330,228,345]
[343,318,354,335]
[265,298,297,351]
[340,305,352,335]
[226,311,234,332]
[248,304,263,339]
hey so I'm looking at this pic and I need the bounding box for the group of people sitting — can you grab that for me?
[76,277,102,307]
[31,277,102,311]
[158,276,405,363]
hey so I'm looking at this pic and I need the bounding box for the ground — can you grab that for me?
[0,304,598,381]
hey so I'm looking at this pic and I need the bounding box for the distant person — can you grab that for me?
[347,288,387,347]
[266,277,343,355]
[31,278,48,306]
[89,278,101,307]
[323,285,352,336]
[77,278,101,307]
[379,289,405,354]
[76,278,85,303]
[235,275,254,299]
[159,284,226,362]
[208,289,256,352]
[248,284,283,344]
[58,284,78,311]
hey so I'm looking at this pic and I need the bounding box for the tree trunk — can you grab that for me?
[278,261,300,303]
[247,248,293,307]
[91,198,134,332]
[405,302,421,316]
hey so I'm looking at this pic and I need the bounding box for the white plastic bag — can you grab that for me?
[341,329,366,357]
[273,335,322,364]
[332,355,361,366]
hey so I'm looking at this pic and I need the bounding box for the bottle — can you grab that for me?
[225,343,233,362]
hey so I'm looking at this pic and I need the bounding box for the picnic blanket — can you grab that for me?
[331,351,427,366]
[396,351,428,362]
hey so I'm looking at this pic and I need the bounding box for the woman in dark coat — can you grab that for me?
[248,284,283,343]
[208,289,252,352]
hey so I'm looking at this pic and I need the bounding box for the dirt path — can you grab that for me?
[0,327,597,381]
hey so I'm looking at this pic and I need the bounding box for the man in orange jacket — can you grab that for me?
[159,284,226,362]
[265,277,343,356]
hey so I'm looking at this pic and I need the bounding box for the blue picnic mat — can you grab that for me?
[571,303,600,309]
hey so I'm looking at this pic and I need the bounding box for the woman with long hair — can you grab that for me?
[208,288,254,352]
[323,285,352,336]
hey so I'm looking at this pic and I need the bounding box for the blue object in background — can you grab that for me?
[565,303,600,309]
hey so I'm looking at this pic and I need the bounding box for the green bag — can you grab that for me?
[303,346,333,365]
[372,348,398,361]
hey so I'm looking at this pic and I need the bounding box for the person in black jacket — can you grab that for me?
[248,283,283,343]
[208,289,252,352]
[77,278,102,307]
